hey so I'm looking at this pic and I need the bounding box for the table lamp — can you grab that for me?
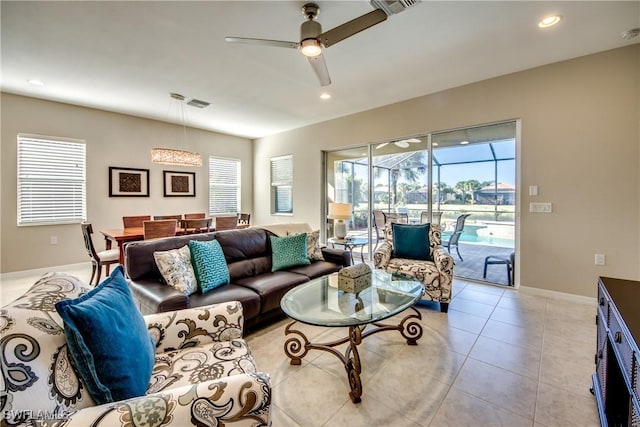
[328,202,352,239]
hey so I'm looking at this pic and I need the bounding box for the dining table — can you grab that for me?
[100,227,146,264]
[100,221,250,264]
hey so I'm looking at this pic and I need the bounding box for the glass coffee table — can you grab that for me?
[280,269,424,403]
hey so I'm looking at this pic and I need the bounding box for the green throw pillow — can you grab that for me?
[392,223,431,261]
[55,266,155,405]
[189,239,230,293]
[270,233,311,271]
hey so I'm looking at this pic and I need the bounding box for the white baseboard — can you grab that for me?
[0,262,90,281]
[518,285,596,304]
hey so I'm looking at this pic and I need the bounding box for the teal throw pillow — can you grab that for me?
[54,265,155,405]
[270,233,311,272]
[189,239,230,293]
[392,223,431,261]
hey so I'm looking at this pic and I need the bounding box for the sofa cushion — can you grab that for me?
[392,223,431,261]
[288,261,342,279]
[189,284,262,320]
[270,233,311,271]
[153,245,198,295]
[306,230,325,261]
[189,240,230,293]
[235,272,309,314]
[148,338,257,394]
[54,266,155,405]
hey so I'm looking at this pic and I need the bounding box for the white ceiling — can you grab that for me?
[2,1,638,139]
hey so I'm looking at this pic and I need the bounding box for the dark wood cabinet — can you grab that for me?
[593,277,640,426]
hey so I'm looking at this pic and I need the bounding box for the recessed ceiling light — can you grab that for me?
[28,79,44,86]
[538,15,561,28]
[320,93,331,100]
[460,140,470,145]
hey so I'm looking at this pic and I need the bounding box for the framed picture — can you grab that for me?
[163,170,196,197]
[109,167,149,197]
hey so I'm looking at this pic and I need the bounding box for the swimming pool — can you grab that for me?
[442,232,514,248]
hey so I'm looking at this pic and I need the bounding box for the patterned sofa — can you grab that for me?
[0,272,271,426]
[373,223,454,312]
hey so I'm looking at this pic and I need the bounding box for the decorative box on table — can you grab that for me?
[338,263,372,294]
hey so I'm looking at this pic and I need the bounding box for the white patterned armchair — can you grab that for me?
[374,223,453,312]
[1,273,271,426]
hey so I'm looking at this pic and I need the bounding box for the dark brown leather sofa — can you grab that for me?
[124,227,351,327]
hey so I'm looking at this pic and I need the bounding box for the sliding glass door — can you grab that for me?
[323,120,517,286]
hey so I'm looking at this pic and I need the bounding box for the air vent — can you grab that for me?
[370,0,420,16]
[186,98,210,109]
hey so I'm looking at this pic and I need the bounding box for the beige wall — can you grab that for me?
[0,93,253,273]
[254,45,640,298]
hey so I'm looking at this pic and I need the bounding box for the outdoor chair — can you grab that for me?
[442,213,471,261]
[483,251,515,286]
[420,211,443,225]
[80,222,120,285]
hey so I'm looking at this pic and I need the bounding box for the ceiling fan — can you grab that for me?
[225,1,420,86]
[376,138,422,149]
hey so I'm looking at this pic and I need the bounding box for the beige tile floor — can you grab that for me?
[1,263,601,427]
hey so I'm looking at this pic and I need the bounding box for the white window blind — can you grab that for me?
[17,134,86,226]
[209,157,241,215]
[270,155,293,214]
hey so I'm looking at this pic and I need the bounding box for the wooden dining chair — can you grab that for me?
[182,218,212,234]
[237,213,251,225]
[153,214,183,221]
[143,219,178,240]
[184,212,206,219]
[81,222,120,285]
[214,216,239,231]
[123,215,151,228]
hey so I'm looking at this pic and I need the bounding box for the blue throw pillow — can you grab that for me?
[270,233,311,271]
[54,265,155,405]
[189,239,230,293]
[392,223,431,261]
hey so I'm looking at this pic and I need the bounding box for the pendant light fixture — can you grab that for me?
[151,93,202,167]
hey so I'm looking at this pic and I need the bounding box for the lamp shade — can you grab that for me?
[327,203,352,220]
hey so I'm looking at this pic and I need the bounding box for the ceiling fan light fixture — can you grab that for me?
[538,15,561,28]
[300,38,322,57]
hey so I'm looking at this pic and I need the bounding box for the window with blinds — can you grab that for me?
[17,134,86,226]
[270,155,293,215]
[209,157,241,215]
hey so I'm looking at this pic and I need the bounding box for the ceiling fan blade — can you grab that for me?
[307,52,331,86]
[318,9,387,48]
[376,142,390,149]
[225,37,299,49]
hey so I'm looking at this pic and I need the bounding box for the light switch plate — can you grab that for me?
[530,202,552,213]
[529,185,538,196]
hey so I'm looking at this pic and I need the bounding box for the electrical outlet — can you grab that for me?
[595,254,606,266]
[50,236,58,245]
